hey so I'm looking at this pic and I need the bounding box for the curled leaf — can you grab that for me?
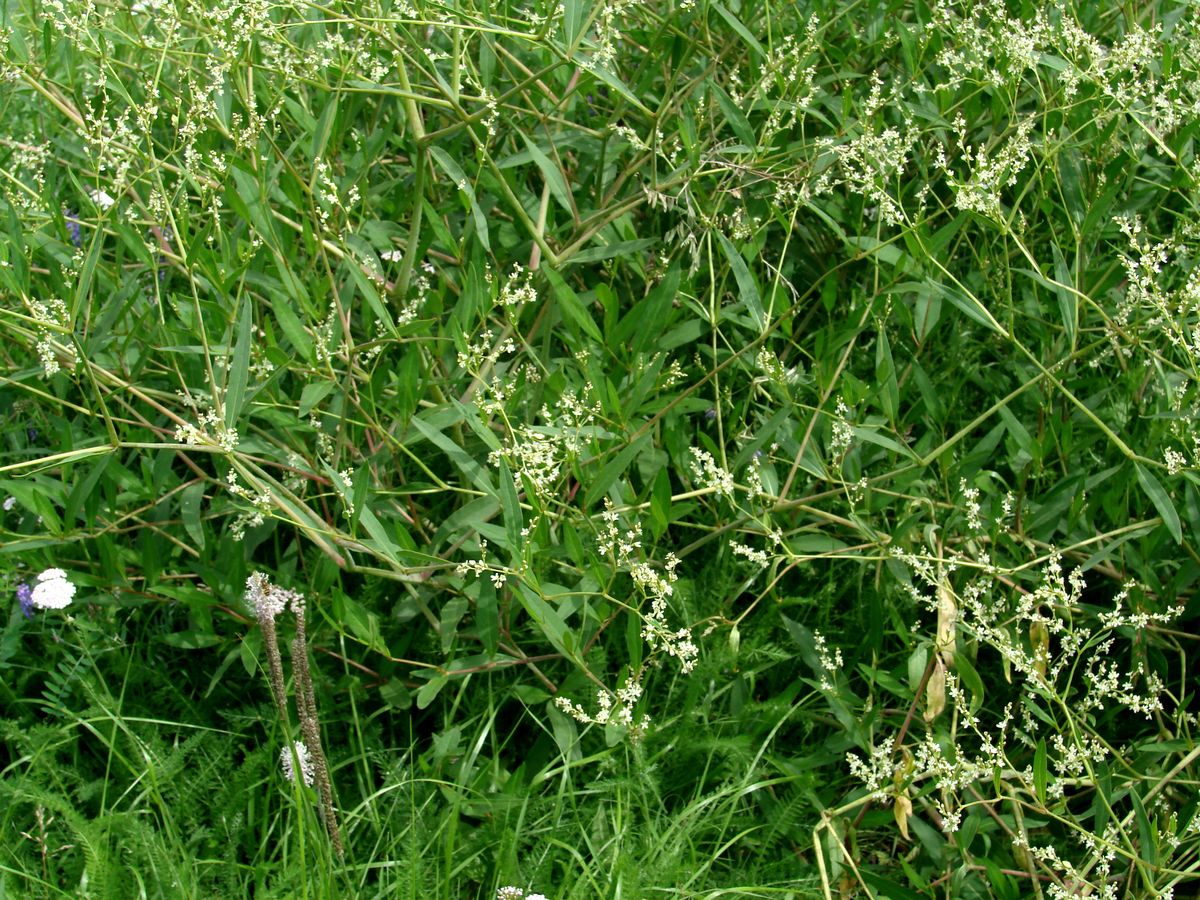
[1030,620,1050,680]
[894,791,913,841]
[924,657,946,723]
[936,577,957,666]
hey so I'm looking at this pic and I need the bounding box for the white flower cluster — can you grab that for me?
[637,552,695,672]
[456,539,506,588]
[959,478,983,531]
[174,414,238,453]
[613,123,647,151]
[556,500,699,738]
[455,538,490,577]
[487,388,601,498]
[1097,581,1179,632]
[754,347,802,387]
[829,399,854,456]
[489,426,561,498]
[845,740,893,800]
[548,389,601,450]
[337,469,356,517]
[730,541,769,569]
[596,501,697,674]
[929,0,1200,162]
[1102,216,1200,470]
[458,329,516,372]
[400,260,437,328]
[3,141,48,216]
[589,0,638,69]
[499,263,537,308]
[313,304,340,365]
[478,87,499,139]
[30,567,76,610]
[555,675,647,734]
[29,298,77,378]
[245,571,305,622]
[280,740,315,787]
[947,117,1034,221]
[743,456,767,498]
[812,630,843,691]
[312,158,344,230]
[760,26,819,141]
[174,393,239,453]
[867,546,1182,848]
[225,470,272,541]
[810,74,919,228]
[688,447,734,497]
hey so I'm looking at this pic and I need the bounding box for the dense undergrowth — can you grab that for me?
[2,0,1200,896]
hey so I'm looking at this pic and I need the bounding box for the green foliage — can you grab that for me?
[2,0,1200,896]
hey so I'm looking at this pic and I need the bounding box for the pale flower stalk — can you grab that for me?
[246,572,290,724]
[291,596,343,857]
[245,572,342,857]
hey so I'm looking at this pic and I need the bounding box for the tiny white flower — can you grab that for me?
[30,568,76,609]
[2,496,15,511]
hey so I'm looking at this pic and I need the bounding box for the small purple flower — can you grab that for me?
[16,583,34,619]
[704,407,718,420]
[64,209,83,248]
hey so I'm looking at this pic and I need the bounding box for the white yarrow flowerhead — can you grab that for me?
[497,887,546,900]
[280,741,315,787]
[30,568,76,609]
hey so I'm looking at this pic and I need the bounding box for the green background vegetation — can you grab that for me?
[1,0,1199,896]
